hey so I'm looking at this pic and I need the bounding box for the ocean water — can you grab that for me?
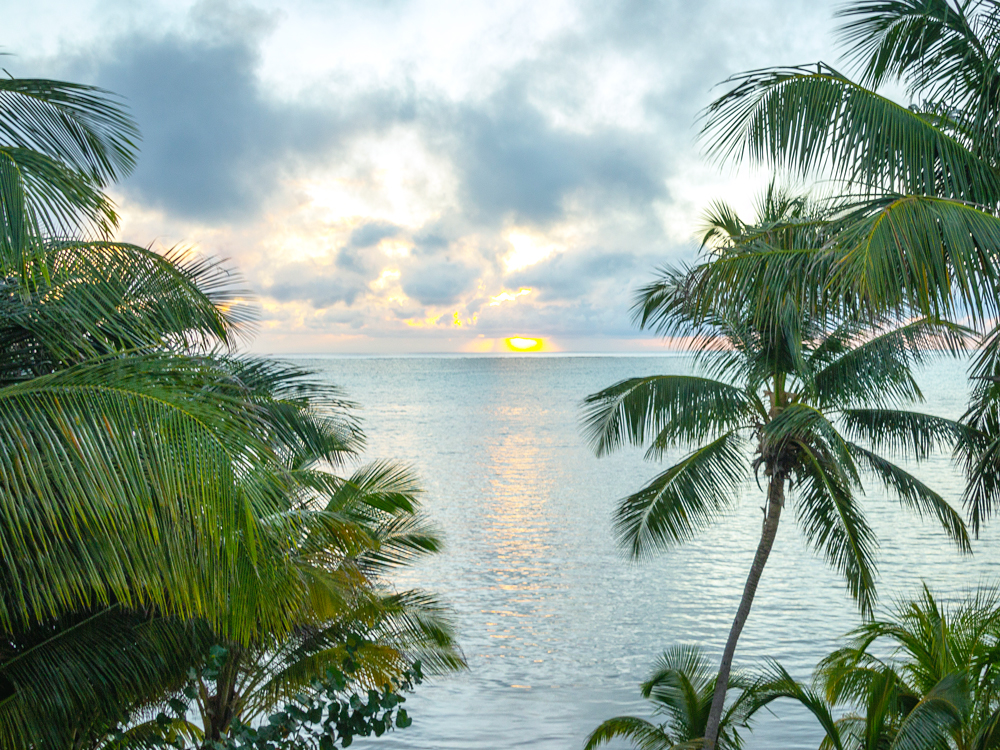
[292,353,999,749]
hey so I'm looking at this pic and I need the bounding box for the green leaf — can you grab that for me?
[613,431,746,559]
[582,375,753,458]
[701,64,1000,204]
[846,441,970,552]
[795,440,878,617]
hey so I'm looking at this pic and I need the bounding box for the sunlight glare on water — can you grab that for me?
[294,354,999,749]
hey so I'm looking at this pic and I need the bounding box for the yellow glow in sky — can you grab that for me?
[490,288,532,306]
[505,337,544,352]
[504,230,559,272]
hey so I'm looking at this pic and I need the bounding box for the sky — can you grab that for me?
[10,0,845,354]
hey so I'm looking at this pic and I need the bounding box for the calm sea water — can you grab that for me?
[291,353,999,750]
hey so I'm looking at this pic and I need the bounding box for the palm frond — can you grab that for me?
[582,375,753,458]
[702,64,1000,203]
[0,609,208,749]
[890,672,968,750]
[813,317,973,408]
[840,408,968,459]
[744,661,845,750]
[836,0,1000,120]
[0,354,319,640]
[831,196,1000,322]
[0,145,119,246]
[846,441,970,551]
[0,78,138,183]
[613,431,746,559]
[0,241,254,364]
[0,76,138,241]
[765,404,859,482]
[584,716,676,750]
[795,439,878,616]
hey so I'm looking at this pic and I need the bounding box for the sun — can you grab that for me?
[505,337,544,352]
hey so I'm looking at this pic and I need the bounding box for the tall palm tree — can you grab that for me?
[746,586,1000,750]
[699,0,1000,533]
[585,645,752,750]
[584,194,972,750]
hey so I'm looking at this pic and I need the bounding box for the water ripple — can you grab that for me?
[295,354,997,749]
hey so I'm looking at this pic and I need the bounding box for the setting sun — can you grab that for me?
[505,337,544,352]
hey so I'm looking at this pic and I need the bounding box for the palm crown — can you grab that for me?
[584,192,972,748]
[585,645,752,750]
[746,586,1000,750]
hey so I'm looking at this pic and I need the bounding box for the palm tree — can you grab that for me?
[585,645,752,750]
[583,193,972,750]
[0,71,463,748]
[154,461,464,747]
[745,586,1000,750]
[699,0,1000,534]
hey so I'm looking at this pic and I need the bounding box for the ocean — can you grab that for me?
[290,353,999,749]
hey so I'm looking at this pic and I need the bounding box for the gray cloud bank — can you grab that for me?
[22,0,839,351]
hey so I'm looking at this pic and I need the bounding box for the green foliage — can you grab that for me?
[110,639,423,750]
[0,77,139,247]
[585,645,752,750]
[585,191,968,614]
[745,586,1000,750]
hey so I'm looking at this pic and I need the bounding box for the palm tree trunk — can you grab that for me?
[703,473,785,750]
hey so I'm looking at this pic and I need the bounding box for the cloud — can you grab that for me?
[347,221,400,248]
[64,3,409,223]
[509,244,672,302]
[445,77,667,226]
[22,0,844,351]
[400,258,479,306]
[266,262,373,307]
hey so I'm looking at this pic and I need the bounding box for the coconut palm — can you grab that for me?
[0,355,371,748]
[585,645,752,750]
[156,461,464,746]
[699,0,1000,536]
[0,71,435,748]
[583,193,974,750]
[745,586,1000,750]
